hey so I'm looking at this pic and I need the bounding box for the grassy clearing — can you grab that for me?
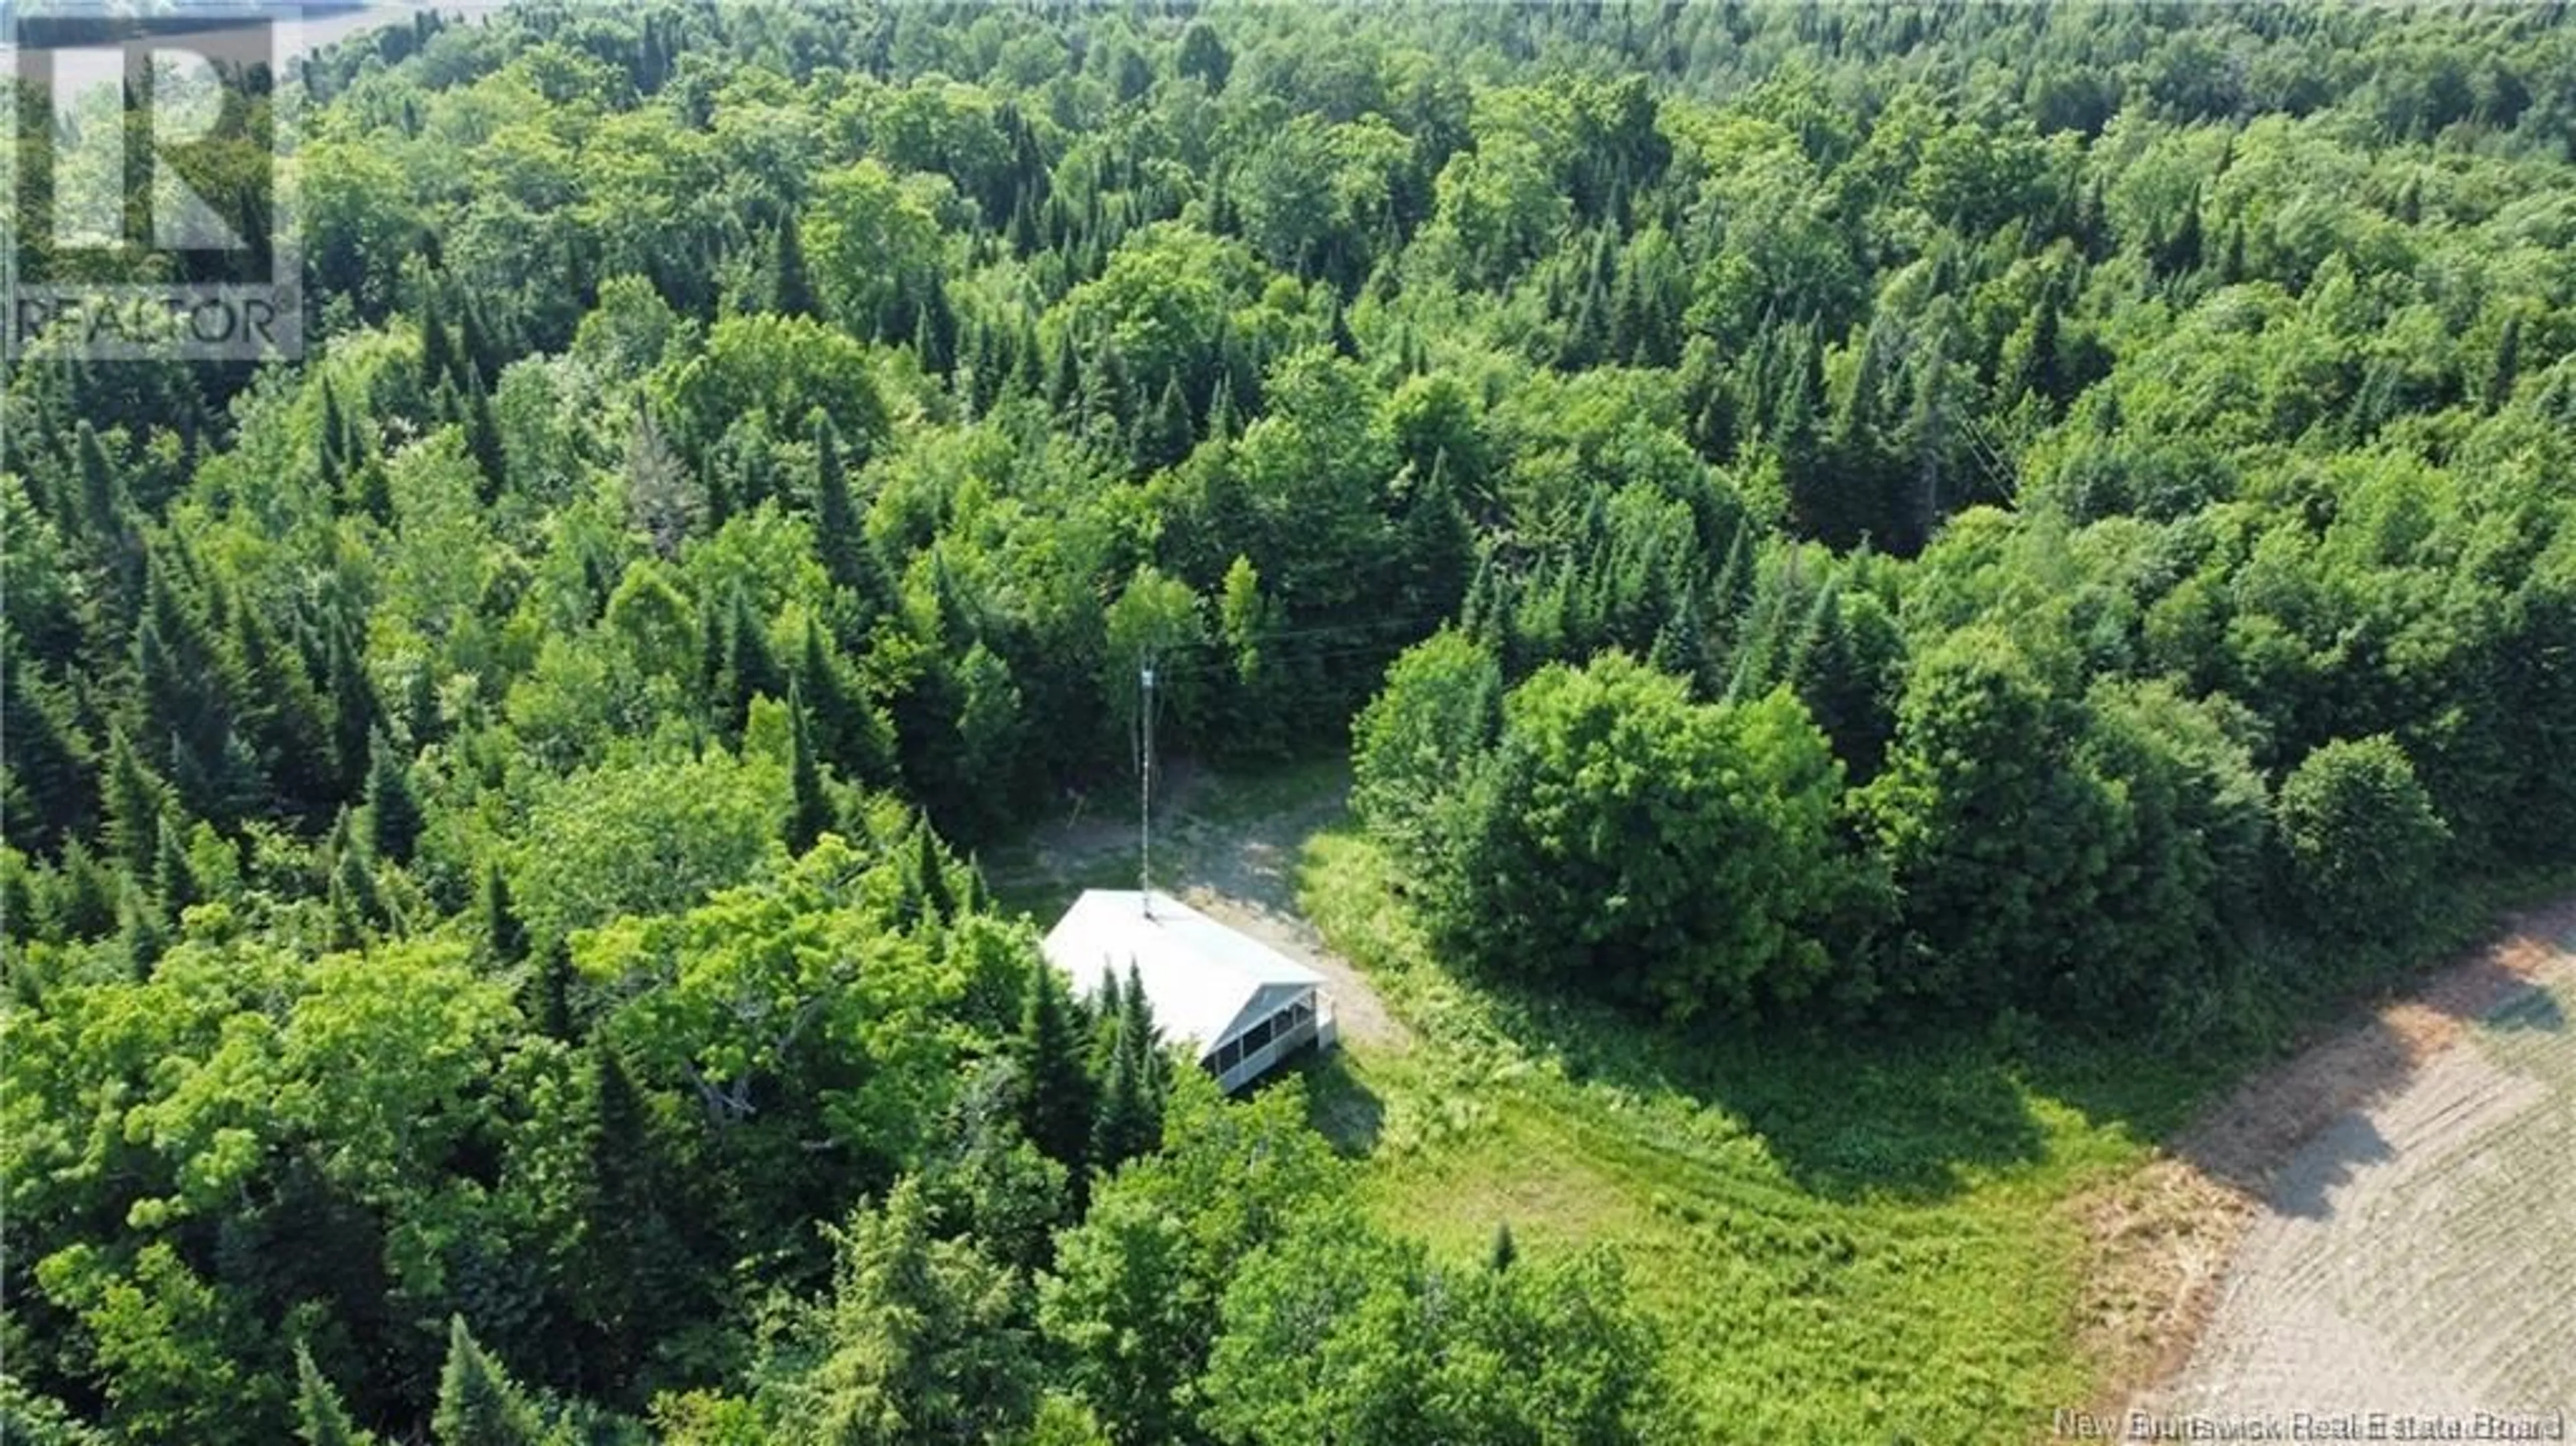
[992,759,2572,1440]
[1293,826,2215,1444]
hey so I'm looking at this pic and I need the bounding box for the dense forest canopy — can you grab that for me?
[7,1,2576,1442]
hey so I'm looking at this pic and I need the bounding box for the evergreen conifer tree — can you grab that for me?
[72,419,123,543]
[1043,327,1080,413]
[482,865,528,966]
[795,618,876,784]
[1,651,94,849]
[1090,1026,1150,1172]
[578,1040,688,1376]
[103,728,172,874]
[329,816,384,948]
[134,559,237,819]
[722,588,785,724]
[153,814,198,924]
[325,606,378,800]
[431,1317,543,1446]
[319,382,349,494]
[421,304,457,392]
[353,455,395,526]
[462,368,508,504]
[913,822,957,925]
[56,838,117,940]
[788,678,832,854]
[1014,961,1095,1178]
[1206,374,1238,440]
[1648,580,1707,692]
[533,938,576,1043]
[2489,311,2524,410]
[119,875,165,977]
[1089,970,1126,1075]
[810,411,890,616]
[294,1343,374,1446]
[771,211,816,319]
[1120,963,1167,1133]
[231,598,333,817]
[362,729,422,865]
[1135,375,1196,473]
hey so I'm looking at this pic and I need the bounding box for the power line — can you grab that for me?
[1138,657,1156,915]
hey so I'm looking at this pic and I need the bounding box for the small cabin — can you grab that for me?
[1041,889,1332,1094]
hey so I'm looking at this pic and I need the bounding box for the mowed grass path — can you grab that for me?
[1291,823,2212,1445]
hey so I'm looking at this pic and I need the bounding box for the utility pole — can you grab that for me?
[1139,661,1155,917]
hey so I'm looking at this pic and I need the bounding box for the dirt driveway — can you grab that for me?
[989,761,1413,1052]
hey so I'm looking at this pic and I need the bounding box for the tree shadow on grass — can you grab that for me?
[1289,1047,1385,1158]
[1622,1027,2051,1203]
[1444,974,2054,1205]
[1346,901,2566,1211]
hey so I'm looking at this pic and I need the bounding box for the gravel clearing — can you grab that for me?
[998,761,1414,1052]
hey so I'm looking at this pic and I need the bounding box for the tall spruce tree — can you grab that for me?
[329,815,384,948]
[1088,969,1126,1076]
[2488,311,2524,410]
[482,865,528,966]
[420,302,458,392]
[325,604,378,800]
[1135,375,1196,474]
[798,616,894,786]
[293,1344,374,1446]
[810,410,890,616]
[229,597,333,818]
[531,938,576,1042]
[1,649,94,850]
[152,815,198,925]
[350,451,394,526]
[1090,1029,1152,1173]
[72,419,123,543]
[787,678,832,854]
[580,1040,695,1386]
[319,378,349,469]
[102,728,172,875]
[55,838,117,941]
[362,730,422,865]
[912,822,956,925]
[771,211,816,319]
[722,588,785,725]
[462,369,508,504]
[1089,964,1167,1170]
[134,557,237,820]
[431,1317,543,1446]
[1014,961,1095,1178]
[118,875,165,977]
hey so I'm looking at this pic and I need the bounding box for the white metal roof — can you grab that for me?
[1040,890,1324,1060]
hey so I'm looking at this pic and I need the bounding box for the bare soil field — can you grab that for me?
[2129,901,2576,1421]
